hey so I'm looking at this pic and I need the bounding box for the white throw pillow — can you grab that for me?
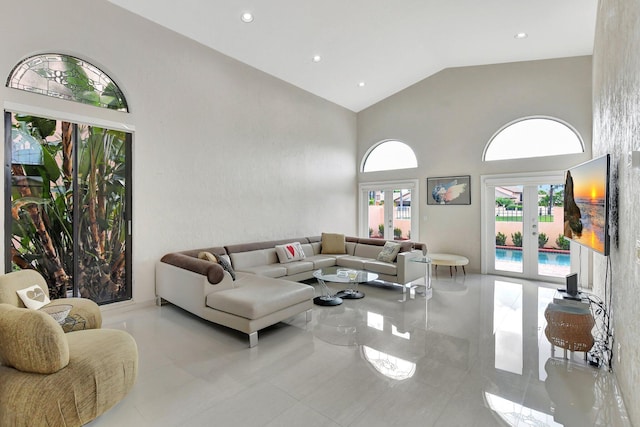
[377,241,402,263]
[275,242,306,264]
[16,284,51,310]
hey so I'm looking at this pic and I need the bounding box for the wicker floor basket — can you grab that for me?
[544,305,595,352]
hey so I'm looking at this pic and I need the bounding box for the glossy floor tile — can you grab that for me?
[88,274,632,427]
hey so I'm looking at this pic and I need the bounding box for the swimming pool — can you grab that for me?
[495,248,570,266]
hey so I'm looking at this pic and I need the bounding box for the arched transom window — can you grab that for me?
[6,53,128,112]
[484,117,583,161]
[362,140,418,172]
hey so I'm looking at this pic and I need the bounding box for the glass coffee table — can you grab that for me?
[313,266,379,305]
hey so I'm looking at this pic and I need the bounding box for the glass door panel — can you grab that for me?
[392,189,412,240]
[8,114,74,298]
[5,113,131,304]
[367,190,386,239]
[494,185,524,273]
[76,125,131,303]
[361,181,418,241]
[536,184,570,277]
[486,175,567,282]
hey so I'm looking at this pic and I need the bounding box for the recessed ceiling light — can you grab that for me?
[312,55,322,63]
[358,82,366,87]
[241,12,254,23]
[514,32,528,39]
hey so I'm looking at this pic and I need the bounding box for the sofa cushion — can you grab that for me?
[321,233,346,254]
[15,284,51,310]
[206,278,314,320]
[275,242,306,264]
[336,256,368,270]
[237,265,287,278]
[229,250,267,270]
[363,260,398,276]
[353,243,383,260]
[305,255,338,269]
[283,261,315,275]
[376,241,402,263]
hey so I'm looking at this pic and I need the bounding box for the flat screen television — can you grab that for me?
[563,154,610,256]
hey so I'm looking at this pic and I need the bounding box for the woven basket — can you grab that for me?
[544,306,594,352]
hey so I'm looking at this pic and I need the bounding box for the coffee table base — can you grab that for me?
[314,296,343,306]
[335,290,365,299]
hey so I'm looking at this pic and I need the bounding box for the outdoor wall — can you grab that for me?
[592,0,640,424]
[0,0,357,305]
[357,56,593,273]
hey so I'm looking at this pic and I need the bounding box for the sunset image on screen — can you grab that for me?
[563,155,609,255]
[572,159,606,201]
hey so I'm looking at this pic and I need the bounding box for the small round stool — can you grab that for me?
[428,253,469,276]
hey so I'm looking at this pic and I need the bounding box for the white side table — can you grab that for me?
[428,253,469,276]
[409,256,432,297]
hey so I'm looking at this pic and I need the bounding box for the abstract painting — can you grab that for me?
[427,175,471,205]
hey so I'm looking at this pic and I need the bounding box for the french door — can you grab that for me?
[5,112,132,304]
[359,180,419,241]
[482,173,569,282]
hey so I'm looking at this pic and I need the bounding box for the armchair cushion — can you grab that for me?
[0,304,69,374]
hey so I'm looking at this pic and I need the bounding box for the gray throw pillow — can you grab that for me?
[214,254,236,280]
[377,241,402,263]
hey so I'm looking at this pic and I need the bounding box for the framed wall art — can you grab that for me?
[426,175,471,205]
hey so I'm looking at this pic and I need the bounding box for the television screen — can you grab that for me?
[563,154,610,255]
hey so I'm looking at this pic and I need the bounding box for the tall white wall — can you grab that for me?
[592,0,640,424]
[357,57,593,272]
[0,0,357,304]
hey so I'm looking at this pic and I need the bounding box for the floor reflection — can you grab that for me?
[96,274,632,427]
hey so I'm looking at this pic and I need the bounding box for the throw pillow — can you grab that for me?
[275,242,306,264]
[198,251,218,263]
[377,241,402,263]
[214,254,236,281]
[321,232,346,254]
[16,284,51,310]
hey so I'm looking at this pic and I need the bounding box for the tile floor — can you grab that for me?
[89,274,632,427]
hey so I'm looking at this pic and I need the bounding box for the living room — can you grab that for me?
[1,0,638,426]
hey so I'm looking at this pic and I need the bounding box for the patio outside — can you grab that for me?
[495,185,570,277]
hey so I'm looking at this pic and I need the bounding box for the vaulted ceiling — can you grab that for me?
[108,0,598,112]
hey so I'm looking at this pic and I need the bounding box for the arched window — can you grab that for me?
[6,54,128,112]
[362,140,418,172]
[483,117,583,161]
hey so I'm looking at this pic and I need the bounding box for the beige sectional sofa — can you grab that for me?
[156,235,427,347]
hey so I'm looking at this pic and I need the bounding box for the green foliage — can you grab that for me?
[369,227,373,237]
[511,231,523,247]
[378,224,384,235]
[556,234,571,250]
[496,232,507,246]
[495,197,512,207]
[10,117,128,304]
[538,232,549,248]
[538,188,564,207]
[394,227,402,239]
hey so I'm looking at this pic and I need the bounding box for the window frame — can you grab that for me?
[361,139,418,173]
[483,116,584,162]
